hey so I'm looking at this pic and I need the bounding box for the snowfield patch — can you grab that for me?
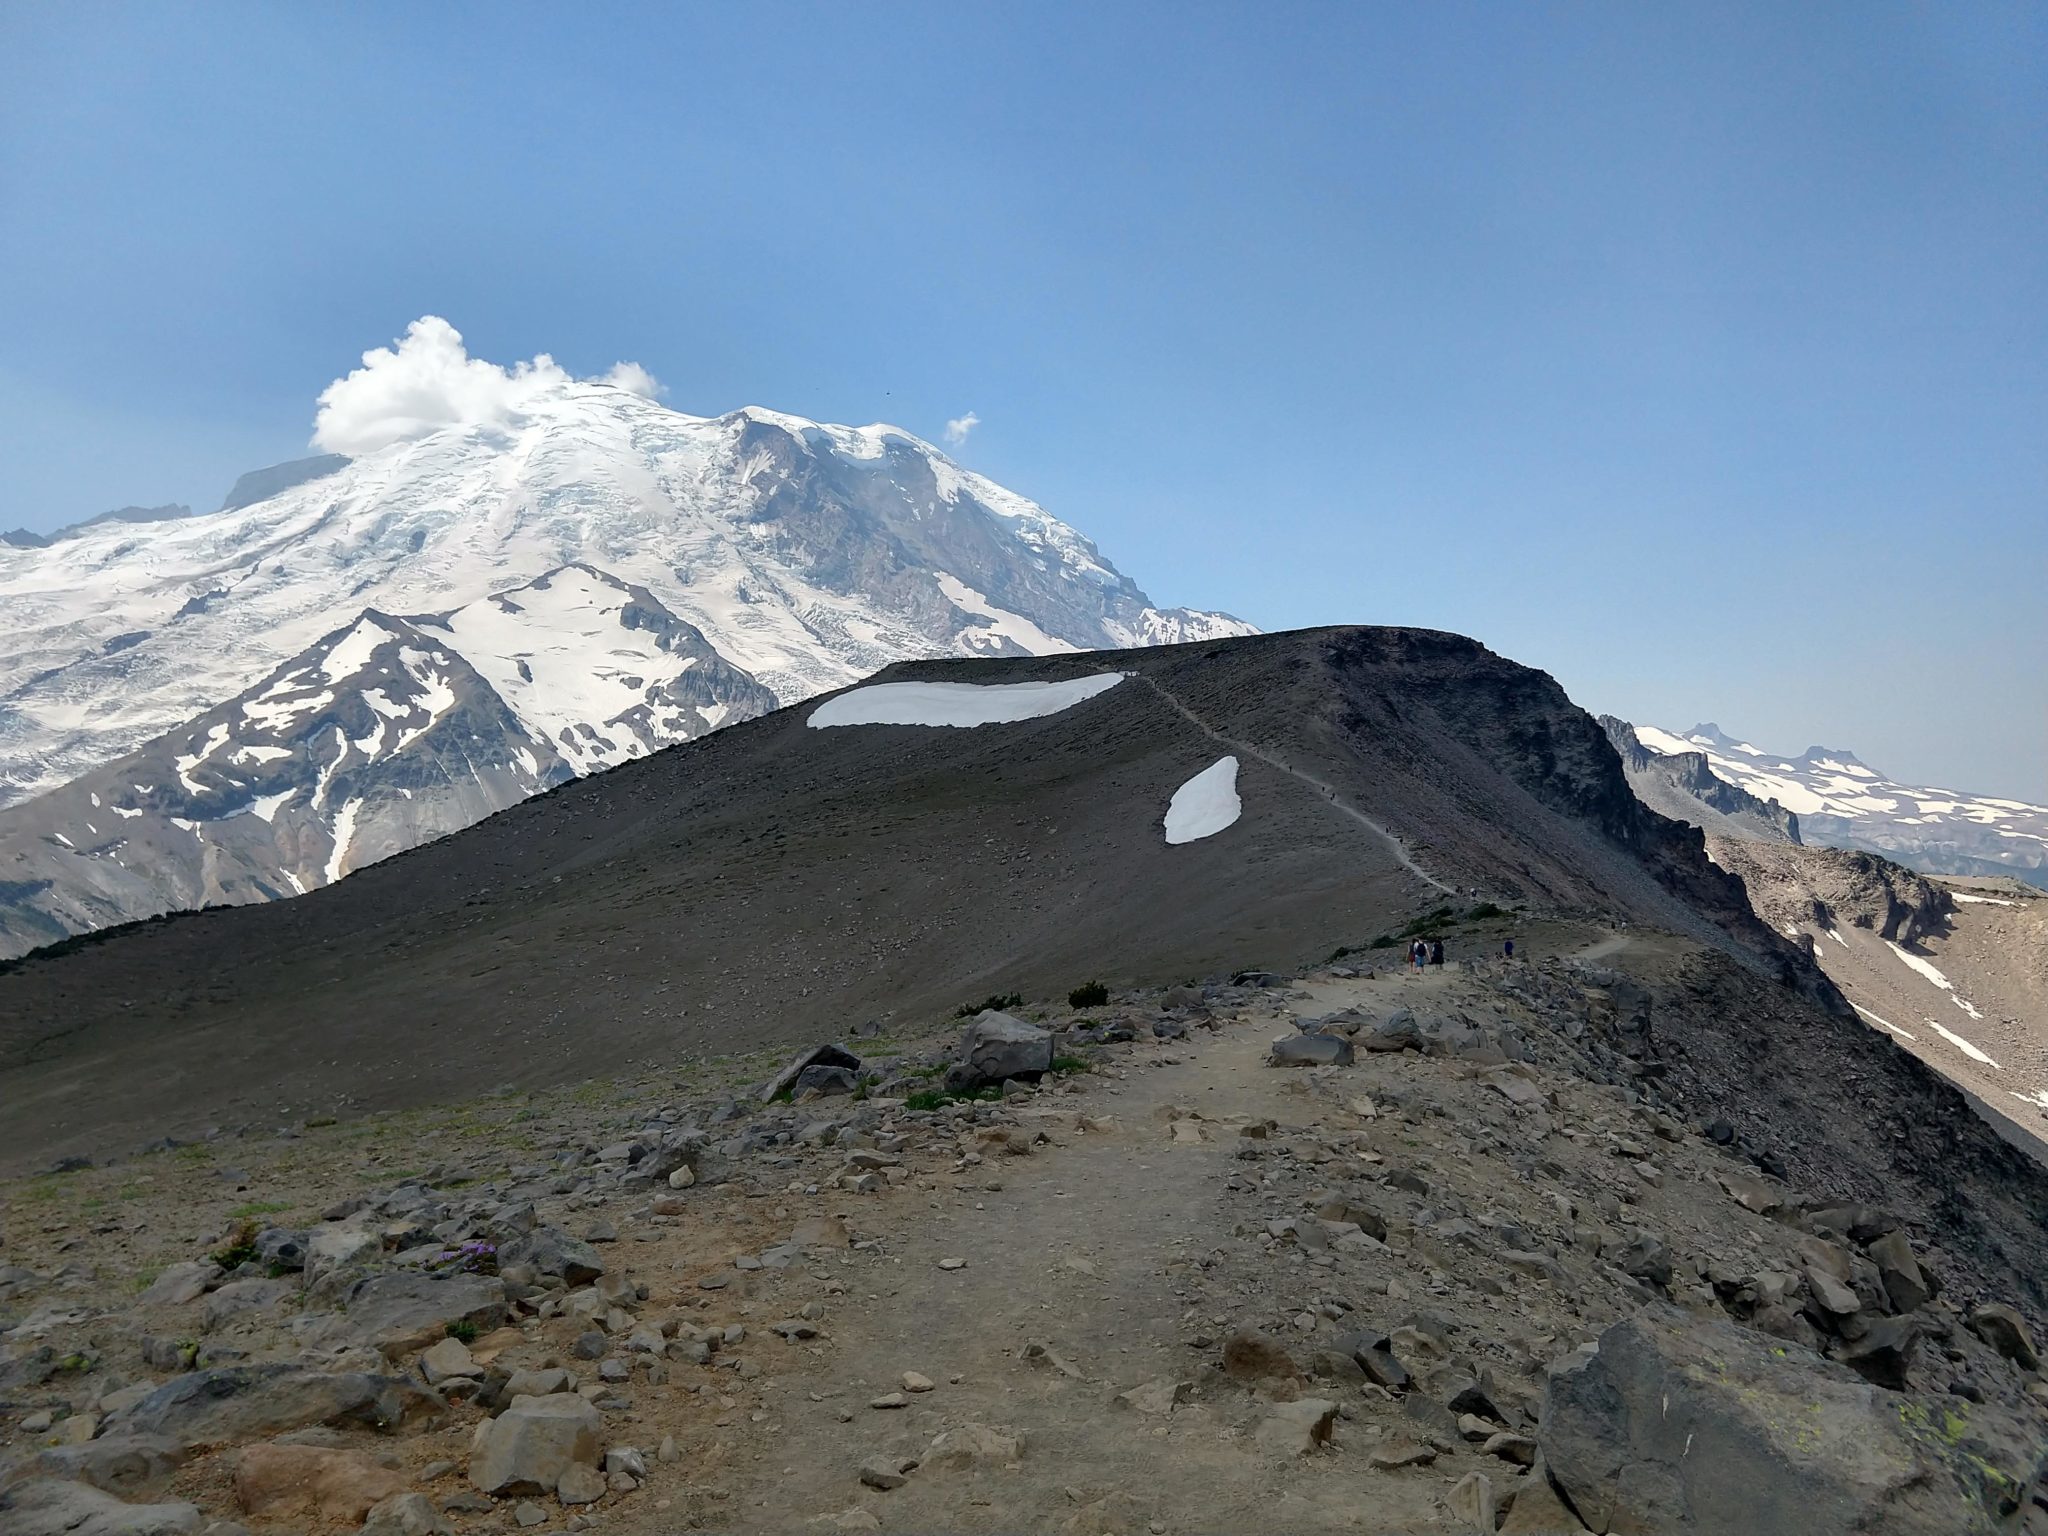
[1163,756,1242,845]
[806,674,1127,729]
[1885,941,1955,992]
[1926,1018,2001,1069]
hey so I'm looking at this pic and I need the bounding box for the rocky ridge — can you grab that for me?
[3,932,2045,1534]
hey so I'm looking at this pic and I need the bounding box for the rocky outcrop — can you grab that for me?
[1542,1307,2046,1534]
[1710,838,1953,949]
[1601,716,1801,844]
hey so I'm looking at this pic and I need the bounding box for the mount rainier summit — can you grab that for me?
[0,357,1246,955]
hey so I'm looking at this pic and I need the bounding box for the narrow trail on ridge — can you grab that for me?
[1137,674,1456,896]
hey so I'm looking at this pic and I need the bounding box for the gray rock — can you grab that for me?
[763,1043,864,1102]
[303,1221,381,1281]
[555,1463,606,1504]
[1835,1315,1921,1390]
[105,1366,438,1449]
[418,1336,480,1385]
[1615,1233,1673,1288]
[951,1011,1053,1091]
[361,1491,451,1536]
[470,1392,602,1495]
[253,1228,309,1273]
[503,1367,575,1399]
[332,1273,508,1358]
[1268,1033,1354,1067]
[1542,1306,2041,1534]
[792,1065,858,1098]
[1866,1232,1934,1314]
[19,1434,187,1495]
[1965,1302,2039,1371]
[0,1479,202,1536]
[138,1262,218,1307]
[497,1226,605,1286]
[199,1278,291,1331]
[859,1458,910,1490]
[1364,1010,1424,1052]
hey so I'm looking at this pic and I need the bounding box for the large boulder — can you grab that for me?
[470,1392,602,1495]
[0,1478,202,1536]
[104,1366,438,1450]
[1965,1303,2040,1371]
[17,1434,186,1495]
[496,1226,604,1287]
[762,1043,864,1102]
[1541,1307,2045,1533]
[949,1012,1053,1092]
[332,1273,508,1358]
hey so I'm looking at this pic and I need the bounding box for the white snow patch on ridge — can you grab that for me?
[1885,941,1960,992]
[1164,756,1242,845]
[1926,1018,2000,1069]
[1951,892,2014,906]
[807,673,1126,729]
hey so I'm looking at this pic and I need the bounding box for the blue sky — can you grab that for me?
[1,3,2042,796]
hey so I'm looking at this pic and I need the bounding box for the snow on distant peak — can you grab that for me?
[1630,717,2048,887]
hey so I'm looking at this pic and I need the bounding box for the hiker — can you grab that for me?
[1429,939,1445,967]
[1410,939,1425,970]
[1503,937,1515,961]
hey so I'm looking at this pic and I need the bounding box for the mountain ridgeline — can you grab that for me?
[0,625,1831,1167]
[0,392,1248,955]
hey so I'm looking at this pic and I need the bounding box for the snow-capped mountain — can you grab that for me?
[1631,722,2048,889]
[0,352,1249,955]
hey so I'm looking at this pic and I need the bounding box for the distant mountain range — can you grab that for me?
[1617,720,2047,890]
[0,386,1246,956]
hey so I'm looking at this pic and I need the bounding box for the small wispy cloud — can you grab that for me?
[943,410,980,446]
[311,316,663,455]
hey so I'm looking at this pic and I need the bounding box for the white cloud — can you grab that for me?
[311,317,663,455]
[943,410,980,446]
[600,361,664,399]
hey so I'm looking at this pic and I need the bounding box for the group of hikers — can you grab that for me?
[1408,935,1516,969]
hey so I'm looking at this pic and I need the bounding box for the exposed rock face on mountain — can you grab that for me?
[216,453,349,511]
[1,503,198,549]
[1630,722,2048,890]
[0,625,1830,1163]
[1711,834,2048,1155]
[0,392,1246,948]
[1601,715,1801,843]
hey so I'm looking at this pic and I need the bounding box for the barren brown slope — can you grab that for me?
[0,626,1810,1171]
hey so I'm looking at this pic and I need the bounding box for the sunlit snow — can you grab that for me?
[1926,1018,2000,1069]
[1164,756,1243,845]
[807,673,1127,729]
[1951,892,2014,906]
[936,573,1080,655]
[1885,941,1954,991]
